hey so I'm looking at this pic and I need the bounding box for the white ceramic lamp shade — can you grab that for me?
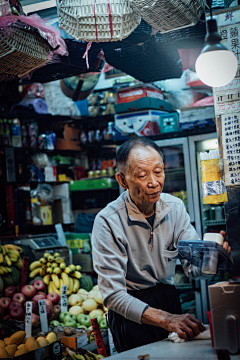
[195,19,238,88]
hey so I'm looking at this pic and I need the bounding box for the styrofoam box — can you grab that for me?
[179,106,215,129]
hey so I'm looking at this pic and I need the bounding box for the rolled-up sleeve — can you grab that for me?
[92,214,148,324]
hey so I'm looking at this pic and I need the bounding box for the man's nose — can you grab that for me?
[148,175,158,187]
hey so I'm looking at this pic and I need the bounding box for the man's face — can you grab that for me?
[123,146,165,207]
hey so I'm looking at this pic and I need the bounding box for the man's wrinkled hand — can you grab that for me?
[164,313,206,340]
[220,230,231,253]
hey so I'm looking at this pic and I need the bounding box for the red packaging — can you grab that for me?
[74,166,86,180]
[21,257,29,291]
[117,86,163,104]
[90,318,107,357]
[207,311,214,348]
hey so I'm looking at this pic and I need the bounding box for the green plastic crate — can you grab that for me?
[65,233,91,254]
[115,97,172,114]
[69,178,118,191]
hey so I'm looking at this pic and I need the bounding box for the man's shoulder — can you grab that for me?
[96,192,126,220]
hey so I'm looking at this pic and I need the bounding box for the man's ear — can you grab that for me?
[115,172,128,189]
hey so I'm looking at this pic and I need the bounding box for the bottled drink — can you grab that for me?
[0,119,3,146]
[3,119,11,146]
[11,118,22,147]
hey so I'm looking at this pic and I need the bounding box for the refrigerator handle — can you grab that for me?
[192,279,200,292]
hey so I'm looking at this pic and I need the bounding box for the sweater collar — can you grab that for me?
[124,190,172,227]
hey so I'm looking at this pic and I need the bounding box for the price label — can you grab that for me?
[38,299,48,334]
[61,285,68,313]
[77,333,88,349]
[25,301,32,339]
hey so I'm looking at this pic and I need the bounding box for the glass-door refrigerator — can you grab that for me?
[155,137,203,322]
[188,132,230,324]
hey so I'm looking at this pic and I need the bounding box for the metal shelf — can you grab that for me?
[165,168,185,175]
[174,284,193,289]
[205,220,226,226]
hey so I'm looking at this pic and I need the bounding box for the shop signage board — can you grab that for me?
[211,7,240,186]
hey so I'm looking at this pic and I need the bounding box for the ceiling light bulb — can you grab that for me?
[195,19,238,88]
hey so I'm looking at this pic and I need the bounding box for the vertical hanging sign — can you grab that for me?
[221,113,240,185]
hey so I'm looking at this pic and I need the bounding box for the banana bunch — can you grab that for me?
[62,347,103,360]
[29,252,82,296]
[0,244,23,274]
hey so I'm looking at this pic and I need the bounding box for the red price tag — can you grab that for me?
[20,257,29,291]
[90,318,107,358]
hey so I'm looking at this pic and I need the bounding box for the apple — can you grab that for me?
[21,285,36,299]
[50,320,60,327]
[68,294,83,307]
[5,286,17,298]
[10,306,24,321]
[59,311,68,322]
[12,293,26,305]
[45,299,53,309]
[53,304,61,315]
[5,297,11,302]
[47,292,60,305]
[23,301,38,315]
[8,301,22,313]
[77,324,87,330]
[78,314,91,327]
[3,315,10,320]
[64,320,77,327]
[64,314,76,323]
[32,280,45,292]
[93,315,104,324]
[45,304,53,319]
[36,292,46,298]
[31,313,40,326]
[0,297,11,309]
[69,305,83,317]
[77,314,86,323]
[0,306,5,318]
[32,294,45,304]
[99,318,108,329]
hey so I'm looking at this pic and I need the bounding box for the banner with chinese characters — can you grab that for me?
[211,8,240,63]
[221,113,240,185]
[211,8,240,116]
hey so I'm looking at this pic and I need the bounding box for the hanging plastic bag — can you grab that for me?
[200,150,228,204]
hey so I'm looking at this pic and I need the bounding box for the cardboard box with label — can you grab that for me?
[113,110,167,141]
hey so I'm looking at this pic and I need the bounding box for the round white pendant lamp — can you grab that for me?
[195,19,238,88]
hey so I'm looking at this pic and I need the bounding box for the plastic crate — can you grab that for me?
[115,97,172,113]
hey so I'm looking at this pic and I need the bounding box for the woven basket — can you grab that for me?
[0,25,50,77]
[56,0,141,42]
[128,0,206,33]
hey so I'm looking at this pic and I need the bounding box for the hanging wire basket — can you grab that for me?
[0,23,50,78]
[56,0,141,42]
[128,0,207,33]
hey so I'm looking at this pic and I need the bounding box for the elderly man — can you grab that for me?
[92,137,230,353]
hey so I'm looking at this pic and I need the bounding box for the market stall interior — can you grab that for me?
[0,0,240,359]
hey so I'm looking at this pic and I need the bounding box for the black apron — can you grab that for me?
[108,282,182,353]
